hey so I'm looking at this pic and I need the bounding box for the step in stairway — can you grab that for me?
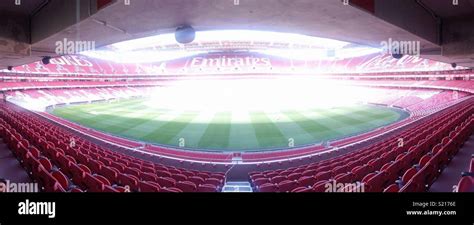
[222,181,253,192]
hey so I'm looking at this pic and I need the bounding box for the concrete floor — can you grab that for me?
[429,134,474,192]
[0,138,32,183]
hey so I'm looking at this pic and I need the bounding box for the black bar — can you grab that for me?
[0,193,472,225]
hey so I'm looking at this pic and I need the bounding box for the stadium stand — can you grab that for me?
[2,85,465,164]
[0,52,473,192]
[1,76,472,164]
[455,155,474,192]
[248,97,473,192]
[0,102,226,192]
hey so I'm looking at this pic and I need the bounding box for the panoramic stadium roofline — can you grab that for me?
[79,30,381,63]
[4,53,468,76]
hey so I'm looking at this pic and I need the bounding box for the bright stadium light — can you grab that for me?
[143,77,380,115]
[252,46,381,60]
[334,47,382,59]
[80,49,206,63]
[106,30,351,50]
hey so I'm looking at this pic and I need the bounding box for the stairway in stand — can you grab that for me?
[222,181,253,192]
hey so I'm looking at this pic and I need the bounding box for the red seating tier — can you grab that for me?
[248,97,473,192]
[0,103,226,192]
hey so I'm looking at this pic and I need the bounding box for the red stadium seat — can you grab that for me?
[84,173,106,192]
[291,186,312,192]
[38,157,53,171]
[250,173,264,181]
[401,167,418,185]
[209,173,225,180]
[141,166,155,174]
[117,174,139,191]
[258,183,278,192]
[56,154,73,171]
[367,158,383,171]
[253,178,270,187]
[78,164,92,174]
[37,166,65,192]
[470,158,474,173]
[156,177,176,188]
[68,164,87,188]
[171,173,188,182]
[351,165,371,181]
[297,176,317,187]
[205,178,222,187]
[418,155,432,168]
[383,184,399,193]
[364,171,389,192]
[29,147,41,159]
[181,170,195,177]
[114,186,130,192]
[187,176,205,185]
[456,176,474,192]
[196,172,210,179]
[156,170,172,178]
[314,171,331,181]
[294,170,310,180]
[94,175,112,186]
[417,162,438,188]
[399,179,424,192]
[100,166,119,182]
[270,175,286,184]
[334,172,354,184]
[102,185,120,193]
[141,172,158,182]
[23,152,41,175]
[197,184,218,192]
[138,181,161,192]
[89,160,105,174]
[277,180,298,192]
[312,180,330,192]
[110,161,126,173]
[161,187,183,193]
[175,181,197,192]
[301,169,317,177]
[124,167,141,177]
[51,170,70,190]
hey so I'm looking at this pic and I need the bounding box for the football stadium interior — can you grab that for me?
[0,0,473,194]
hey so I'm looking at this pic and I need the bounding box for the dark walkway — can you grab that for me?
[0,138,31,183]
[429,134,474,192]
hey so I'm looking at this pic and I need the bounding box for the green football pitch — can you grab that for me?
[51,98,408,152]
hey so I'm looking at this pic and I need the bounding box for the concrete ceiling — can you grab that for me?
[1,0,473,70]
[419,0,474,19]
[0,0,47,15]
